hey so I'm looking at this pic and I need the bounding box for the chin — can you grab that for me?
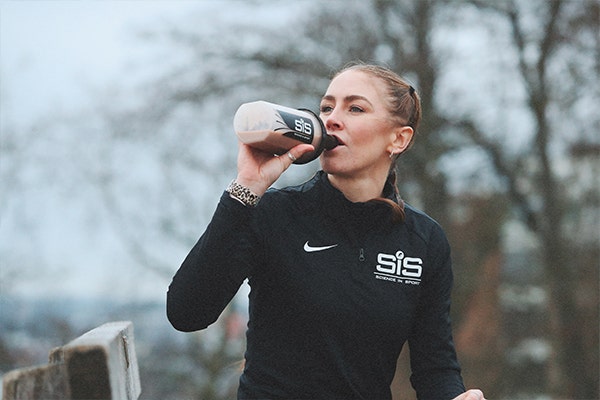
[320,152,352,175]
[321,162,346,176]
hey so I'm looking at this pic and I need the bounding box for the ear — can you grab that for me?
[388,126,414,155]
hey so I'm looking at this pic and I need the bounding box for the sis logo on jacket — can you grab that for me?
[374,250,422,285]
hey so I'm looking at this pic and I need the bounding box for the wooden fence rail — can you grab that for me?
[2,321,141,400]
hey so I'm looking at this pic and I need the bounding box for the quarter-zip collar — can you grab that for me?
[301,171,399,235]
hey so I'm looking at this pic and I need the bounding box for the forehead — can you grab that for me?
[324,70,387,102]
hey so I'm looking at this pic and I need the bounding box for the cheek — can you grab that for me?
[348,129,388,158]
[348,120,388,146]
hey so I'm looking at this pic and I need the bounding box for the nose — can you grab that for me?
[323,110,343,131]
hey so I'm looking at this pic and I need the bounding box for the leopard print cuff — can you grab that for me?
[226,180,261,207]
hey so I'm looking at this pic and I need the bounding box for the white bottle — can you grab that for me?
[233,100,338,164]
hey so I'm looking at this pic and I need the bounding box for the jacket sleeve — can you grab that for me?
[408,227,466,400]
[166,192,260,332]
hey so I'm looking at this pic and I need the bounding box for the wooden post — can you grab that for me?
[2,321,141,400]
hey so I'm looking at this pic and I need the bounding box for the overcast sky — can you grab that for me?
[0,0,301,301]
[1,1,206,126]
[1,1,217,300]
[2,0,581,301]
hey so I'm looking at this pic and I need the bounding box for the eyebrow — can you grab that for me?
[321,94,373,107]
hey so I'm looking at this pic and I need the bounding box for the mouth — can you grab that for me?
[323,134,343,152]
[330,134,345,146]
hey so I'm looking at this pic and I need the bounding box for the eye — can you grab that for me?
[320,104,333,113]
[349,105,364,113]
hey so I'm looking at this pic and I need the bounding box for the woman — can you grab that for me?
[167,63,485,400]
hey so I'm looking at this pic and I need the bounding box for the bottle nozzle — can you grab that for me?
[322,134,339,150]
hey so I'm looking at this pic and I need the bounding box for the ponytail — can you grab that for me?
[368,169,406,224]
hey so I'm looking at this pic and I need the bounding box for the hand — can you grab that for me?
[234,142,315,196]
[452,389,485,400]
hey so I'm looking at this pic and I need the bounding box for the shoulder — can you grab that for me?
[403,203,449,247]
[259,173,321,207]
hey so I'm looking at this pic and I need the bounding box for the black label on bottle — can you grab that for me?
[277,110,314,144]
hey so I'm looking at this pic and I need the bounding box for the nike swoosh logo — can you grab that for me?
[303,241,338,253]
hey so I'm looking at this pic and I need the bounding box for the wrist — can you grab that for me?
[226,179,262,207]
[233,176,268,197]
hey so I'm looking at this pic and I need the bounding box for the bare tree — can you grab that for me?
[456,0,599,398]
[91,0,597,397]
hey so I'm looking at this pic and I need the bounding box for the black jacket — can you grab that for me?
[167,171,465,399]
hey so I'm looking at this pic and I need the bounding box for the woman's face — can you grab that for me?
[319,69,397,180]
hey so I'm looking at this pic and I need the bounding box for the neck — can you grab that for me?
[327,172,388,203]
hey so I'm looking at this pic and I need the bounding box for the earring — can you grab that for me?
[389,149,397,159]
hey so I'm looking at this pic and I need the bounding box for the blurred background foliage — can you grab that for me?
[1,0,598,399]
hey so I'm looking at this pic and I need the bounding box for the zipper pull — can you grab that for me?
[359,248,365,261]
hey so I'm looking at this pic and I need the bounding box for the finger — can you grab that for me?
[286,144,315,165]
[278,151,296,171]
